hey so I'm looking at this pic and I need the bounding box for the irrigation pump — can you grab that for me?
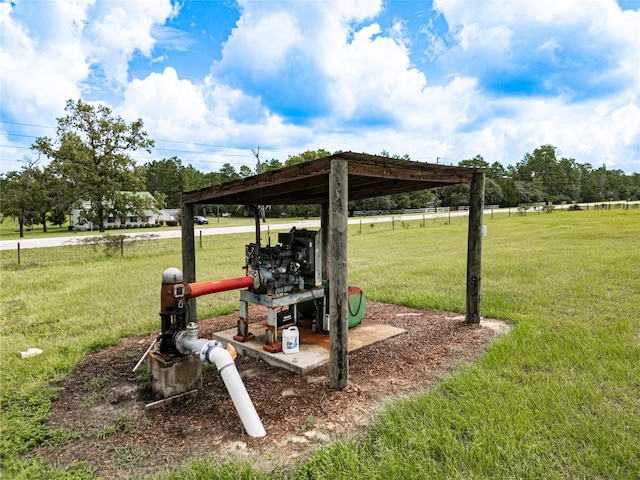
[149,220,366,437]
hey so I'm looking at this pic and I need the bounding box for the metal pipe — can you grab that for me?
[175,323,266,437]
[187,275,254,298]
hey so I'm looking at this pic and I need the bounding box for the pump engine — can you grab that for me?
[245,228,322,295]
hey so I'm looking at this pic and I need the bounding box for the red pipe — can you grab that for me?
[187,275,254,299]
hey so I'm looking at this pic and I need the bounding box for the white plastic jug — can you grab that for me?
[282,326,299,354]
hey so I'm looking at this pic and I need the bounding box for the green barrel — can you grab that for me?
[346,285,366,327]
[298,283,366,328]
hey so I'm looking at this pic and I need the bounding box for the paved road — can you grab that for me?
[0,210,486,251]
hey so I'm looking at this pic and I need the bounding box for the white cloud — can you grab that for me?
[87,0,178,86]
[212,0,388,118]
[434,0,640,89]
[219,10,302,79]
[324,23,427,121]
[0,0,178,124]
[0,0,637,175]
[0,1,89,122]
[122,67,207,138]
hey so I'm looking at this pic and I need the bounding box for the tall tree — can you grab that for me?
[285,149,332,166]
[261,158,283,172]
[239,165,253,177]
[219,163,240,182]
[526,145,566,201]
[144,157,184,208]
[459,155,489,168]
[32,99,153,232]
[0,159,41,237]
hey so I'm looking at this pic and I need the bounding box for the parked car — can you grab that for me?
[194,215,209,225]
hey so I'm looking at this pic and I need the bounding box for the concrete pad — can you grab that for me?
[213,319,405,375]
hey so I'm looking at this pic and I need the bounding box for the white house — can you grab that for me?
[158,208,180,223]
[69,191,160,230]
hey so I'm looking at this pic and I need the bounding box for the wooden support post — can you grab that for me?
[329,158,349,390]
[181,202,197,324]
[466,172,485,324]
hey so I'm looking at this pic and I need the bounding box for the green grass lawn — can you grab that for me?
[1,208,638,479]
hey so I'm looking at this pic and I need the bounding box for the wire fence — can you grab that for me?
[1,235,184,270]
[2,202,637,270]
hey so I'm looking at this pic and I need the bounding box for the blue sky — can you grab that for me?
[1,0,639,175]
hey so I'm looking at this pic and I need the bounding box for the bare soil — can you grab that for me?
[34,302,510,478]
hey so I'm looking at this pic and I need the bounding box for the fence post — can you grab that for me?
[199,230,203,249]
[17,242,21,266]
[120,237,124,257]
[392,217,395,230]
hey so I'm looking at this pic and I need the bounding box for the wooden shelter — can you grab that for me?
[180,152,485,389]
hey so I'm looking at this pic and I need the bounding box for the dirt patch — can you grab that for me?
[34,302,510,478]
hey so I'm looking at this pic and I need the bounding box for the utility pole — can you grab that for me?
[251,147,262,175]
[251,147,266,221]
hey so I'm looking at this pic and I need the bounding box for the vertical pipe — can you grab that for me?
[248,205,262,269]
[321,203,329,281]
[17,242,21,266]
[252,206,261,247]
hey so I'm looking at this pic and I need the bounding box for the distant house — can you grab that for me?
[69,191,160,231]
[159,208,179,223]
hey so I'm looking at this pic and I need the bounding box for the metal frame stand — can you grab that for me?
[235,286,326,353]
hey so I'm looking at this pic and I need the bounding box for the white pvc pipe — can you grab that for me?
[175,324,266,437]
[207,347,266,438]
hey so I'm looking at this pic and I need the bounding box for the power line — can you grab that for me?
[0,120,55,130]
[0,144,258,170]
[0,119,298,157]
[0,120,447,165]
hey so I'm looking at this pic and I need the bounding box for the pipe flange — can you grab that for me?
[201,341,222,364]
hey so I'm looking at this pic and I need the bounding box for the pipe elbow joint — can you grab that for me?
[204,342,235,371]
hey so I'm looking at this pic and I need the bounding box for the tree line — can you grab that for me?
[2,100,639,237]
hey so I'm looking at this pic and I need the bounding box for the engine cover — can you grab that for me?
[245,228,321,295]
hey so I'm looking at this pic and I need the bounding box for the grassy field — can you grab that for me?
[1,207,638,478]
